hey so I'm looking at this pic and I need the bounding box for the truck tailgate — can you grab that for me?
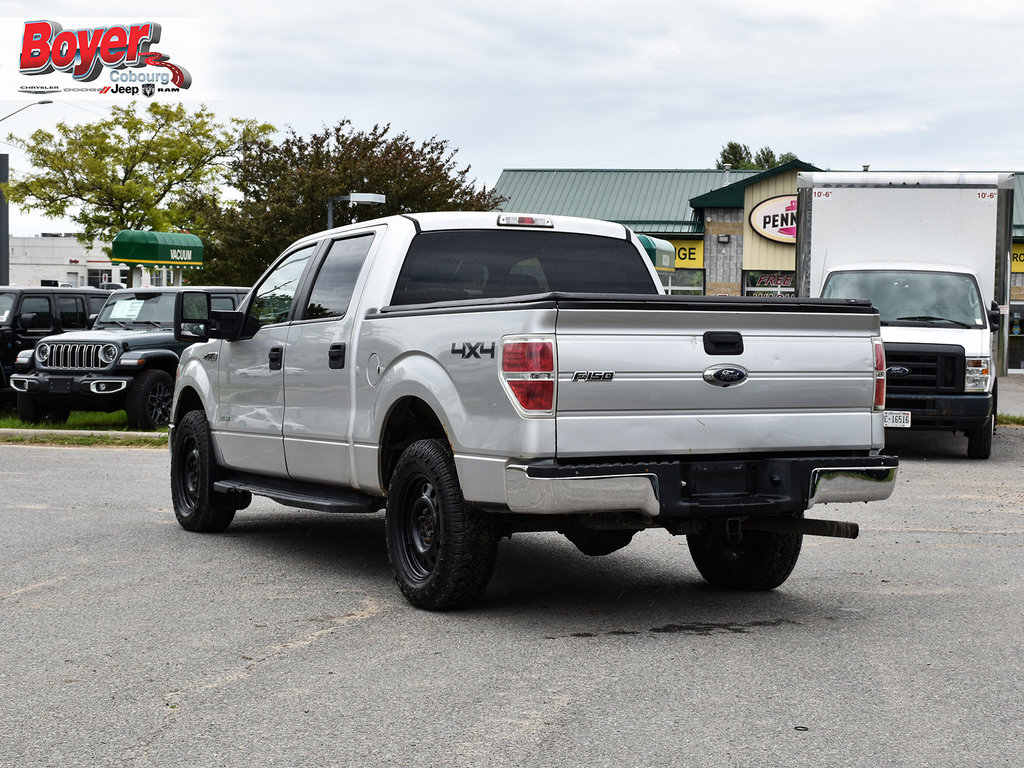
[553,297,882,457]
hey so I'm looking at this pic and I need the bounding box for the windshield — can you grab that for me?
[96,292,177,326]
[821,270,986,328]
[0,292,13,325]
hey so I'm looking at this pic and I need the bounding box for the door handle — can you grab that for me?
[268,346,283,371]
[328,343,346,370]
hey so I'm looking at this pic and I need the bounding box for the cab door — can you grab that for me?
[214,244,320,477]
[282,233,377,484]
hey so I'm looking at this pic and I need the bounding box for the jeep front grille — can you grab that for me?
[42,343,110,371]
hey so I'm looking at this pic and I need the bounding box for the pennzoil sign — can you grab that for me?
[749,194,797,244]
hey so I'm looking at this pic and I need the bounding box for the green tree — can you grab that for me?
[2,101,272,253]
[716,142,802,170]
[196,120,504,286]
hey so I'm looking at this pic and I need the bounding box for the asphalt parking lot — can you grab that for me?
[2,422,1023,767]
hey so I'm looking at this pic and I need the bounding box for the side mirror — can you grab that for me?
[18,312,38,330]
[174,291,211,342]
[989,301,1001,331]
[87,313,98,329]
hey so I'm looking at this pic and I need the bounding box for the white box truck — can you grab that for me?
[795,171,1014,459]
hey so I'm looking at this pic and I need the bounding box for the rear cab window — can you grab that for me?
[390,230,659,306]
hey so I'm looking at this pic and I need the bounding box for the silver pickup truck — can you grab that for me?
[170,212,898,610]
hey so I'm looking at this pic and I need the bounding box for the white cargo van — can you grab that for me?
[795,172,1014,459]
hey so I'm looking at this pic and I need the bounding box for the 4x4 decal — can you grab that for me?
[450,342,495,359]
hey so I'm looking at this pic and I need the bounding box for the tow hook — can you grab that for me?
[726,518,743,544]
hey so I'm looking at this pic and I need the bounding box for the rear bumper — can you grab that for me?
[885,392,992,431]
[504,454,898,518]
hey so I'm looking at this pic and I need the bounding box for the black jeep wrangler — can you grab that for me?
[10,286,248,429]
[1,286,110,405]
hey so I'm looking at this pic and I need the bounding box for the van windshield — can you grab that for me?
[821,270,986,328]
[0,292,14,325]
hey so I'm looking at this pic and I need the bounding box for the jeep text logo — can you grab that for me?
[19,20,191,89]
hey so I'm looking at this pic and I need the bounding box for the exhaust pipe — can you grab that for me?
[742,517,859,539]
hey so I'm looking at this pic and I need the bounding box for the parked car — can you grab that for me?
[10,286,248,428]
[1,286,110,405]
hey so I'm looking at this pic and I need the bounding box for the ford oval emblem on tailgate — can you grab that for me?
[703,364,749,387]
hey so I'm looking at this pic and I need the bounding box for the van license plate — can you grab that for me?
[884,411,911,428]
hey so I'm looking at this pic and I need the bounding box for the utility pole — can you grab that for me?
[0,100,54,284]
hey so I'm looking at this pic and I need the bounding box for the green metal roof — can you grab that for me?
[496,166,1024,240]
[111,230,204,268]
[494,169,759,235]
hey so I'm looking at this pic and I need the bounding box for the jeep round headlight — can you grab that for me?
[99,343,119,365]
[36,343,50,363]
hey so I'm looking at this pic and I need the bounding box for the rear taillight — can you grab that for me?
[873,337,886,410]
[501,337,555,415]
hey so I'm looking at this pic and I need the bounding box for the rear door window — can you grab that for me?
[301,235,375,320]
[58,297,86,329]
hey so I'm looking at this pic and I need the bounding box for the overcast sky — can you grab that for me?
[2,0,1024,237]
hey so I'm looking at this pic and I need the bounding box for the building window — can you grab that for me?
[743,270,795,297]
[661,269,705,295]
[88,268,124,288]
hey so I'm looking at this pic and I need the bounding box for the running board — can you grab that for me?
[214,475,381,514]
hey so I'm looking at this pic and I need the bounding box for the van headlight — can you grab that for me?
[36,343,50,363]
[965,357,991,391]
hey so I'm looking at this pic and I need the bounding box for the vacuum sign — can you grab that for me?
[749,195,798,244]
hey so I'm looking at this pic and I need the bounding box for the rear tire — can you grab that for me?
[687,524,802,591]
[170,410,236,532]
[966,415,993,460]
[126,369,174,430]
[385,439,497,610]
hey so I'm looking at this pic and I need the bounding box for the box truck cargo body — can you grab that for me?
[795,172,1014,459]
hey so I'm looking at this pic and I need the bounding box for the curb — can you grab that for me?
[0,428,166,441]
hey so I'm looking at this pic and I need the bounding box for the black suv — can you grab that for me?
[11,286,248,429]
[1,287,110,404]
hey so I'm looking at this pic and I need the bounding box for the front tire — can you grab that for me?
[687,524,802,591]
[966,415,993,460]
[126,369,174,430]
[16,393,44,424]
[385,439,498,610]
[171,410,236,532]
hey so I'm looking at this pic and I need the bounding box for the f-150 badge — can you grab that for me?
[571,371,614,381]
